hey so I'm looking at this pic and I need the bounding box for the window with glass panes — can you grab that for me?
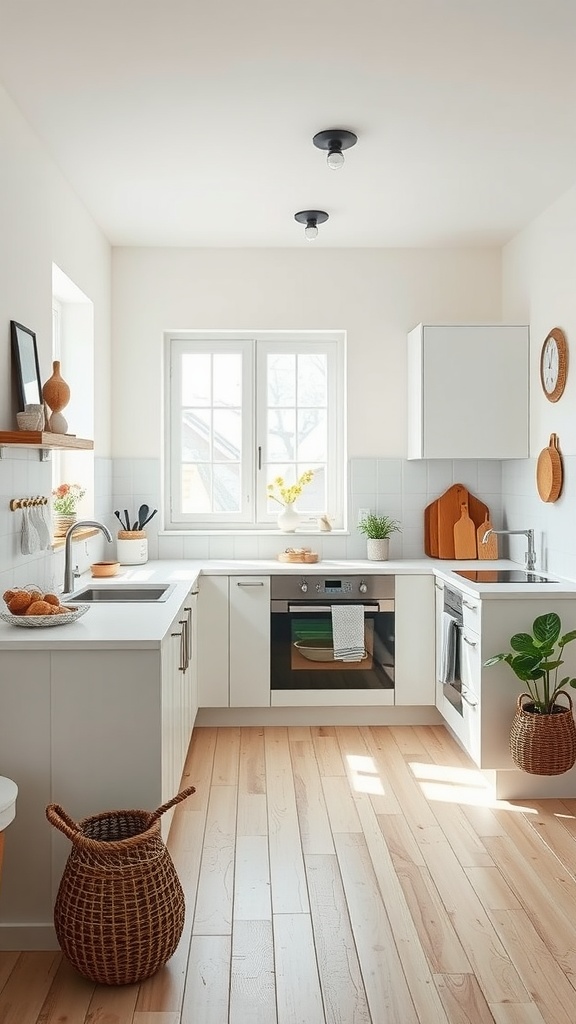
[166,333,344,529]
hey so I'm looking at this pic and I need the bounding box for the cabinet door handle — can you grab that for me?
[184,606,193,660]
[462,634,477,647]
[461,687,479,708]
[236,581,265,587]
[462,599,478,610]
[179,619,189,671]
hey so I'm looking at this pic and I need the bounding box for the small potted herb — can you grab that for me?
[358,513,401,561]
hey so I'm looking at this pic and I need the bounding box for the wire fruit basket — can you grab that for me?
[46,785,195,985]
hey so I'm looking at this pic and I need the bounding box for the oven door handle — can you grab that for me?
[285,603,381,614]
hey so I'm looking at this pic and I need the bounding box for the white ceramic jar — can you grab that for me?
[117,530,148,564]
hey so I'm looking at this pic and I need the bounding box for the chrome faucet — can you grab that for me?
[482,528,536,571]
[63,520,112,594]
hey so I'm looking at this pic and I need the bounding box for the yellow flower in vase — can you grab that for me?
[267,470,314,532]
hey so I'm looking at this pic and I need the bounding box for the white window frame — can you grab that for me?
[165,330,346,531]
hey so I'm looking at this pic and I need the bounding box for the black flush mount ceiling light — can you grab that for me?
[313,128,358,170]
[294,210,329,240]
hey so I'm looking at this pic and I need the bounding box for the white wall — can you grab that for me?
[111,247,502,459]
[0,84,112,591]
[501,182,576,578]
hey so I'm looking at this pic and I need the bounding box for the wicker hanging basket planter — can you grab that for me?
[510,693,576,775]
[46,784,195,985]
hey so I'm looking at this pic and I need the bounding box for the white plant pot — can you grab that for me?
[367,538,389,561]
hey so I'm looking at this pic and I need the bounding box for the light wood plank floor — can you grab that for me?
[4,724,576,1023]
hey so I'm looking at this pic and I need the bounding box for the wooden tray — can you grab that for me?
[277,549,320,563]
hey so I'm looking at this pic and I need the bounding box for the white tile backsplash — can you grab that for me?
[4,452,560,582]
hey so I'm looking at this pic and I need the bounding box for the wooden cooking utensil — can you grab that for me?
[477,515,498,559]
[453,499,477,559]
[536,433,563,502]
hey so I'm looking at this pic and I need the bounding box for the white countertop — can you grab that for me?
[1,557,575,650]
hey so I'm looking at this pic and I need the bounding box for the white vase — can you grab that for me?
[367,538,389,561]
[277,503,300,532]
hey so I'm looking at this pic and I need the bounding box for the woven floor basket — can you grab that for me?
[510,693,576,775]
[46,784,195,985]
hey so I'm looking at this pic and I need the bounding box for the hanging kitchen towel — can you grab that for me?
[331,605,366,662]
[20,506,40,555]
[440,612,459,684]
[32,503,52,551]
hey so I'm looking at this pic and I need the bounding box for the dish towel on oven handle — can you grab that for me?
[440,612,459,684]
[331,604,366,662]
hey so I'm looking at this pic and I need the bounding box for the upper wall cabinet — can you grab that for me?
[407,323,529,460]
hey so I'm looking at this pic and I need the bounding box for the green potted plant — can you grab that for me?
[357,513,401,561]
[485,612,576,775]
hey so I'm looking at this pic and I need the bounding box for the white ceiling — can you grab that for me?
[1,0,576,248]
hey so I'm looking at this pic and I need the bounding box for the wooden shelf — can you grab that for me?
[0,431,93,449]
[0,431,93,460]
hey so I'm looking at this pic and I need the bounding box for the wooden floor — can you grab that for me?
[4,724,576,1023]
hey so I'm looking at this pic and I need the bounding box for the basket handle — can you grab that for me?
[517,691,574,712]
[149,784,196,824]
[45,803,82,841]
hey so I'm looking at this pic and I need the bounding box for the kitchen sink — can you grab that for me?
[454,569,558,584]
[69,584,175,602]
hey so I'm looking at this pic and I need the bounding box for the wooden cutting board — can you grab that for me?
[424,499,439,556]
[436,484,468,558]
[453,499,477,558]
[477,515,498,559]
[426,483,490,559]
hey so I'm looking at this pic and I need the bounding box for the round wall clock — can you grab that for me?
[540,327,568,402]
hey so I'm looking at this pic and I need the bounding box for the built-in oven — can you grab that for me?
[270,575,395,701]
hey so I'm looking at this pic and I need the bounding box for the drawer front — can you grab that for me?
[460,625,481,697]
[462,594,481,633]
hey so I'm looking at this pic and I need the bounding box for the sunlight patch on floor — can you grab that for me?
[345,754,385,795]
[408,761,536,812]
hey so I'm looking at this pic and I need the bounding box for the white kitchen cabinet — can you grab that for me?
[394,575,435,705]
[407,323,529,459]
[229,576,271,707]
[435,583,576,770]
[197,574,229,707]
[160,585,198,814]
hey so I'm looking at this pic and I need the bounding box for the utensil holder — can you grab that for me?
[117,530,148,564]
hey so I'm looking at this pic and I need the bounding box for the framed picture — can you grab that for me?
[10,320,42,410]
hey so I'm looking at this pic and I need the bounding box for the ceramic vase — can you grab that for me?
[277,503,300,532]
[54,513,77,538]
[367,538,389,561]
[42,361,70,434]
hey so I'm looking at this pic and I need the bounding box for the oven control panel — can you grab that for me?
[316,578,353,594]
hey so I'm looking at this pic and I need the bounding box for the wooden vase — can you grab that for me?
[42,361,70,415]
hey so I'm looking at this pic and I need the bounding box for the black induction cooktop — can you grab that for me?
[454,569,557,584]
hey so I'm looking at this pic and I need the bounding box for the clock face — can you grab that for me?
[542,337,559,393]
[540,328,567,402]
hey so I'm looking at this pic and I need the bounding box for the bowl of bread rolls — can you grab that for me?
[1,586,89,628]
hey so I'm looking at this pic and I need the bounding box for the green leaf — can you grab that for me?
[483,654,507,667]
[540,659,563,671]
[533,613,561,646]
[509,654,545,681]
[560,630,576,646]
[510,633,539,654]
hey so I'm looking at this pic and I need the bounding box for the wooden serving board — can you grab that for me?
[453,499,477,558]
[425,484,490,559]
[477,516,498,559]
